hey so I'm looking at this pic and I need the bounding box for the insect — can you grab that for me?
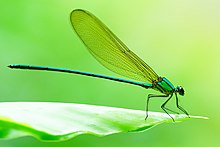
[8,9,189,121]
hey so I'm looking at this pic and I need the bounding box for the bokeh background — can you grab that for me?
[0,0,219,146]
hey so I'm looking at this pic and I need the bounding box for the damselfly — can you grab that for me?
[8,9,189,121]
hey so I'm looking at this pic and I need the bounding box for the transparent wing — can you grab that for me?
[70,9,159,83]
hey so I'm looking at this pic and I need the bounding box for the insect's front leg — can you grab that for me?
[175,93,190,118]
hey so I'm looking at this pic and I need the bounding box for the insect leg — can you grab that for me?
[175,93,190,118]
[145,94,168,120]
[162,107,179,114]
[161,94,175,122]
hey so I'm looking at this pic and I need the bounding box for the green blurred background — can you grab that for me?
[0,0,219,146]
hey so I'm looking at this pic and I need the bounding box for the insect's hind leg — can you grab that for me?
[145,94,168,120]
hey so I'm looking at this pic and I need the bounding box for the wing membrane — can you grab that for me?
[70,9,158,83]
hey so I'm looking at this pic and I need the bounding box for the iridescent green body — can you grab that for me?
[8,9,189,121]
[154,77,175,94]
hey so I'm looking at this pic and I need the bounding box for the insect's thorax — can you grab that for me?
[153,77,175,94]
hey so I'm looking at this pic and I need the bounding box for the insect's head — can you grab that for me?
[176,86,184,96]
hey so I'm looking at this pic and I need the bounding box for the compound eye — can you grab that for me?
[178,86,184,96]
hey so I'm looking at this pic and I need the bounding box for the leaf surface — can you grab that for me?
[0,102,207,142]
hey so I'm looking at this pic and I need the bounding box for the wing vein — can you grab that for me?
[70,9,159,83]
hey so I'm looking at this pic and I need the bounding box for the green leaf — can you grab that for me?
[0,102,207,142]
